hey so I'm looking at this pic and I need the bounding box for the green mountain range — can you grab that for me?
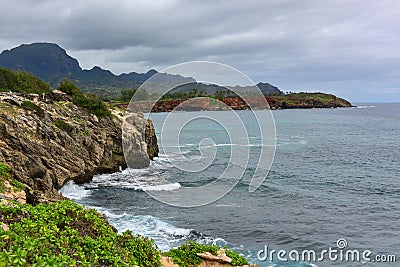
[0,42,283,99]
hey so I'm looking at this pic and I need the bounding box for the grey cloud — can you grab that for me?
[0,0,399,101]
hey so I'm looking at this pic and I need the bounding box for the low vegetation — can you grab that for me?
[0,163,12,194]
[53,119,74,136]
[0,163,24,195]
[10,179,25,192]
[58,80,111,118]
[0,197,250,267]
[270,92,351,107]
[0,67,51,95]
[0,200,161,266]
[163,241,248,267]
[21,100,45,117]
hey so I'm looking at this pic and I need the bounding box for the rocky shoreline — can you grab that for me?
[0,91,158,204]
[0,69,259,266]
[0,90,259,267]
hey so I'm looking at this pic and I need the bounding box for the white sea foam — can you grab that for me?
[356,105,376,109]
[85,161,180,191]
[59,180,91,200]
[88,207,192,251]
[137,182,181,191]
[214,143,236,147]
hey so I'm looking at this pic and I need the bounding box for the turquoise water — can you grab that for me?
[61,104,400,266]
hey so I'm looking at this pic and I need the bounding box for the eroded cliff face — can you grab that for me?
[0,91,157,204]
[145,119,159,160]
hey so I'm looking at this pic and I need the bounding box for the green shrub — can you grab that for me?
[72,94,111,118]
[21,100,45,117]
[11,179,25,192]
[163,241,216,266]
[0,162,12,193]
[0,67,51,94]
[226,248,249,266]
[54,120,74,135]
[120,88,137,102]
[163,241,248,266]
[58,80,111,118]
[73,115,84,123]
[0,162,11,180]
[0,200,161,266]
[122,231,161,266]
[58,80,84,97]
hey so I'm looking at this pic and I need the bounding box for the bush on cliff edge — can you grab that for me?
[163,241,248,266]
[0,67,51,94]
[58,80,111,118]
[0,200,161,266]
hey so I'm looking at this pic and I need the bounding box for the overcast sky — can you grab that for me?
[0,0,399,102]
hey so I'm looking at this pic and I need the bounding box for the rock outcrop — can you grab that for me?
[145,119,159,160]
[197,248,232,264]
[160,248,259,267]
[161,251,259,267]
[0,91,157,204]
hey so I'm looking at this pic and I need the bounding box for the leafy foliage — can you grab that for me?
[58,80,111,118]
[11,179,25,192]
[53,120,74,136]
[58,79,84,97]
[120,88,150,102]
[120,89,137,102]
[160,89,209,101]
[163,241,218,266]
[0,162,11,180]
[72,94,111,118]
[0,162,12,194]
[163,241,248,267]
[21,100,45,117]
[0,67,51,94]
[225,248,249,266]
[0,200,161,267]
[269,92,352,108]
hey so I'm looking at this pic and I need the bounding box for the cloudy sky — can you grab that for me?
[0,0,399,102]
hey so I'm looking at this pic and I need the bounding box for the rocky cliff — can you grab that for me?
[0,91,157,204]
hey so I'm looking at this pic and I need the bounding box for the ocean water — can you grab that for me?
[61,103,400,266]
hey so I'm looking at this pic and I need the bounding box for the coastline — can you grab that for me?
[114,92,353,113]
[0,72,258,266]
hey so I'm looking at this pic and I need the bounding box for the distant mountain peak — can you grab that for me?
[0,42,196,98]
[0,42,282,98]
[0,42,82,81]
[146,69,158,76]
[0,42,82,79]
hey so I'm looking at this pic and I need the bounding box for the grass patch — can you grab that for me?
[0,67,51,94]
[72,94,111,118]
[0,163,12,194]
[53,120,74,136]
[163,241,248,266]
[0,163,11,180]
[11,179,25,192]
[21,100,45,117]
[225,249,249,266]
[58,80,111,118]
[73,115,84,124]
[0,200,161,266]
